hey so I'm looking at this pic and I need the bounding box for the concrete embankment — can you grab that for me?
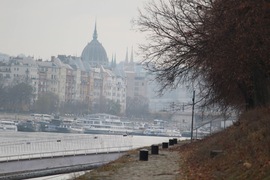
[0,163,99,180]
[0,152,124,180]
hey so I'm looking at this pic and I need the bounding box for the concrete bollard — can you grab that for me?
[162,142,169,149]
[173,138,178,144]
[139,149,148,161]
[169,139,174,146]
[151,144,159,155]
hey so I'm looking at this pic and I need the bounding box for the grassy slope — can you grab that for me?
[178,108,270,180]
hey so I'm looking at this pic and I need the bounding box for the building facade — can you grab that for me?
[0,22,194,116]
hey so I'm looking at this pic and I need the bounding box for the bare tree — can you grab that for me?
[126,96,149,118]
[7,83,33,112]
[134,0,270,111]
[33,92,59,114]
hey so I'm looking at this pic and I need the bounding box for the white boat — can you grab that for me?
[143,119,182,137]
[77,113,144,135]
[0,120,18,131]
[30,113,52,122]
[46,117,84,133]
[143,128,168,136]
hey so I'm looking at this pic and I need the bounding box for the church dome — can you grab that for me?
[81,23,109,68]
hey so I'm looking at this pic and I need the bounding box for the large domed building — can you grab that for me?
[81,23,109,68]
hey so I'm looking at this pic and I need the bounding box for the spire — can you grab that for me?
[114,53,117,67]
[93,21,98,40]
[110,53,117,68]
[130,46,134,63]
[110,54,114,67]
[125,47,128,63]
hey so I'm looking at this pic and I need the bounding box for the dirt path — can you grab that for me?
[77,145,183,180]
[110,149,180,180]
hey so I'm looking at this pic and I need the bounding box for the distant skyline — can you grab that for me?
[0,0,148,62]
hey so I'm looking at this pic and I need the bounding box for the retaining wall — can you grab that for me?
[0,152,124,180]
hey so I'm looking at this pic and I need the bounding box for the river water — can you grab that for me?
[0,131,188,180]
[0,131,186,149]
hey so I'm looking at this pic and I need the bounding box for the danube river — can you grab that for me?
[0,131,188,180]
[0,131,186,151]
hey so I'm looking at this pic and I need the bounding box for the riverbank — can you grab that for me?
[75,141,188,180]
[75,109,270,180]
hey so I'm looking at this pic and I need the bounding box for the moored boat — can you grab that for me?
[0,120,18,131]
[77,113,144,135]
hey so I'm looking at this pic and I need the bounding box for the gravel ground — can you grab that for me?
[109,149,181,180]
[77,143,184,180]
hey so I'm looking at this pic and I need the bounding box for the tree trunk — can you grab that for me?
[252,68,270,107]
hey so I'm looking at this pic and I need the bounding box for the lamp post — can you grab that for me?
[191,90,195,142]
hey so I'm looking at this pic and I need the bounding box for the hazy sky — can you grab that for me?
[0,0,148,61]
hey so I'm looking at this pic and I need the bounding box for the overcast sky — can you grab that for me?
[0,0,148,62]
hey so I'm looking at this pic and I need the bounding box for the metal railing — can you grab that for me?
[193,118,234,140]
[0,134,132,162]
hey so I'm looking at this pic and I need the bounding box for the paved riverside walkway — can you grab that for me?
[76,143,185,180]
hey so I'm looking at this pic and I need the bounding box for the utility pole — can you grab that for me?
[191,90,195,142]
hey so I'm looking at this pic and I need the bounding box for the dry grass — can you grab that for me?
[178,108,270,180]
